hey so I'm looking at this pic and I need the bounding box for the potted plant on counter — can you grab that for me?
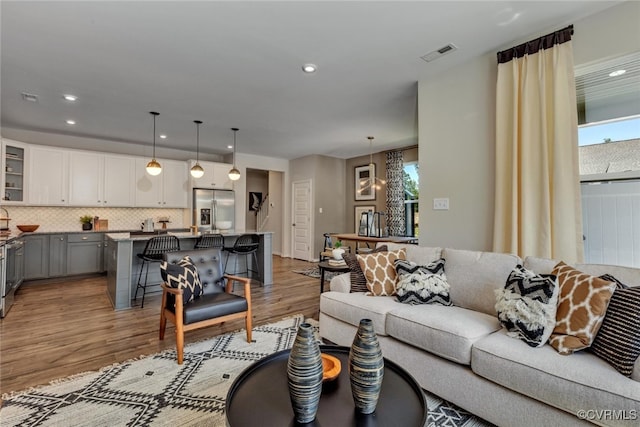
[80,215,93,231]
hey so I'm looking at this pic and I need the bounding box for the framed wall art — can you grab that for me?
[355,164,375,201]
[355,205,375,234]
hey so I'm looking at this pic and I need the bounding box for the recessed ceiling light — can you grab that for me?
[63,94,77,101]
[66,119,76,125]
[608,69,626,77]
[159,134,167,139]
[227,145,233,149]
[302,63,317,73]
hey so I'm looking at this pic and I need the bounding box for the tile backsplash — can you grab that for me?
[1,206,189,233]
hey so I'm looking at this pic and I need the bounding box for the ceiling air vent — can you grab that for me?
[21,92,39,102]
[420,44,458,62]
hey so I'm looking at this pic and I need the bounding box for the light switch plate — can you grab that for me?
[433,198,449,210]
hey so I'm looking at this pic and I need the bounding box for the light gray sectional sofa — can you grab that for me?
[319,243,640,426]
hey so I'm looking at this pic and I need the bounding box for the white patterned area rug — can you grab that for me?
[0,314,491,427]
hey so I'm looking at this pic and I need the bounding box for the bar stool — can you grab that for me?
[135,235,180,308]
[223,234,260,282]
[195,233,224,249]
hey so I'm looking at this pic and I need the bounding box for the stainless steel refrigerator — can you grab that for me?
[193,189,235,233]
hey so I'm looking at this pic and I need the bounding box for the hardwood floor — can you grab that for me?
[0,256,321,395]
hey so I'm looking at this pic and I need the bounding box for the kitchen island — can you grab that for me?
[105,231,273,310]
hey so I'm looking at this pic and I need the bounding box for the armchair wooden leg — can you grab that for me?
[176,325,184,365]
[245,314,252,343]
[159,310,167,340]
[159,291,167,340]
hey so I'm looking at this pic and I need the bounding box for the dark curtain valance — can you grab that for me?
[497,25,573,64]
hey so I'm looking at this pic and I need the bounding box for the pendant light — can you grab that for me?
[146,111,162,176]
[358,136,386,194]
[190,120,205,178]
[228,127,241,181]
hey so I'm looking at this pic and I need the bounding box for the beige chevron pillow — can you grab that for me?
[357,249,406,296]
[549,262,616,355]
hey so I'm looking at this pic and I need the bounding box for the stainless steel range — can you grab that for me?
[1,239,24,318]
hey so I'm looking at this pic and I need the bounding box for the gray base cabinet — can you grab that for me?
[49,234,67,277]
[24,232,104,281]
[24,235,49,280]
[66,233,103,276]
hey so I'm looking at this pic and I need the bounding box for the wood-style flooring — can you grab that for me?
[0,256,321,396]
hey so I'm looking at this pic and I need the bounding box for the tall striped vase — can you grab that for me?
[287,322,323,424]
[349,318,384,414]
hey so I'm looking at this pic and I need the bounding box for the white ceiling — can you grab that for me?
[0,1,620,160]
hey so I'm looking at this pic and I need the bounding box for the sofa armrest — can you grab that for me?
[329,272,351,293]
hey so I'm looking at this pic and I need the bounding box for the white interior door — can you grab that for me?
[292,179,312,261]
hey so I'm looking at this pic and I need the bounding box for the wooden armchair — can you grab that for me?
[159,248,252,364]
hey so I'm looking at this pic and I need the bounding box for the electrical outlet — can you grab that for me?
[319,207,323,213]
[433,198,449,210]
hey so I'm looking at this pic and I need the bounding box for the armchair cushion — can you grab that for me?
[179,292,249,325]
[161,256,203,303]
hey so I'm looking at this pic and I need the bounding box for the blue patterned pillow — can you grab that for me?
[394,258,452,305]
[160,256,203,303]
[495,265,559,348]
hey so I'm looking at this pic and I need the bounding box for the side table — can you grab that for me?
[226,345,427,426]
[317,261,350,292]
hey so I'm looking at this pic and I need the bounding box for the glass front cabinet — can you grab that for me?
[1,139,28,204]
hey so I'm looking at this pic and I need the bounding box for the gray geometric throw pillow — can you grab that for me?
[394,258,452,306]
[495,265,559,348]
[160,256,203,303]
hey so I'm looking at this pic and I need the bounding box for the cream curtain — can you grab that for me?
[493,26,584,263]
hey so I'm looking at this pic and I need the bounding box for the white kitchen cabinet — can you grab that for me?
[1,139,28,204]
[68,152,134,206]
[68,151,101,206]
[189,160,233,190]
[134,158,188,208]
[29,146,69,205]
[103,155,135,206]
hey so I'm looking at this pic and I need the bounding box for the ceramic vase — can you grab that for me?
[349,318,384,414]
[287,322,323,424]
[332,248,346,260]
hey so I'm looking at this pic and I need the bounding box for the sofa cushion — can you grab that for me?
[442,248,521,316]
[472,330,640,419]
[386,304,501,365]
[383,243,443,266]
[343,245,388,293]
[394,258,452,306]
[524,256,640,286]
[591,285,640,377]
[495,265,559,348]
[550,262,616,355]
[358,249,406,296]
[319,291,399,336]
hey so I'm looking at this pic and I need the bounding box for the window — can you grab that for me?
[576,51,640,268]
[403,163,419,237]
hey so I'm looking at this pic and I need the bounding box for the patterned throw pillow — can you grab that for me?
[495,265,559,348]
[160,256,203,303]
[343,245,388,293]
[549,262,616,355]
[590,275,640,377]
[394,258,452,305]
[357,249,406,296]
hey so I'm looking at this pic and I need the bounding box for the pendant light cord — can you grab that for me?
[150,111,159,159]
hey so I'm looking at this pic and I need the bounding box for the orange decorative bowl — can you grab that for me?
[321,353,341,382]
[17,224,39,232]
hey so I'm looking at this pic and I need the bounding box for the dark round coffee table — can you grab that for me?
[318,261,350,292]
[226,345,427,426]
